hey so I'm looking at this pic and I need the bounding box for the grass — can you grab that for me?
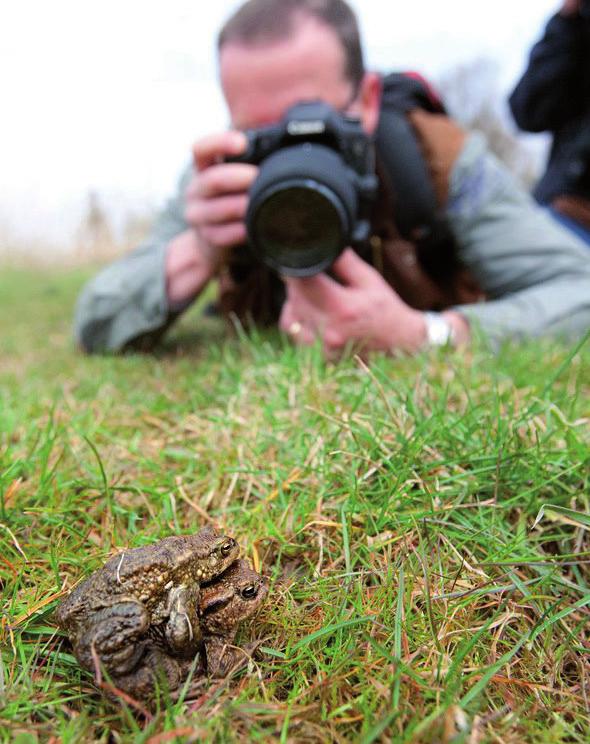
[0,265,589,743]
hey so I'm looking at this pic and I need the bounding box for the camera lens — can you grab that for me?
[246,144,357,276]
[251,181,347,276]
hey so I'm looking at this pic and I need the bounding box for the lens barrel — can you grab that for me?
[245,143,358,276]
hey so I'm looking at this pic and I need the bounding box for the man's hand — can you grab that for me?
[166,131,257,307]
[185,131,258,268]
[279,249,425,356]
[279,249,469,358]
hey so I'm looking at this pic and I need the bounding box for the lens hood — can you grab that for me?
[246,143,358,276]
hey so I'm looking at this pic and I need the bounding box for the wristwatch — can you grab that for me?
[423,312,455,347]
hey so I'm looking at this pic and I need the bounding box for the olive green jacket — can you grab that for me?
[74,132,590,352]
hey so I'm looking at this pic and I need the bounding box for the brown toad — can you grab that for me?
[110,558,268,701]
[199,558,268,677]
[55,526,239,676]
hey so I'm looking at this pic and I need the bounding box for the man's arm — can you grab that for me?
[75,131,255,353]
[278,129,590,356]
[447,132,590,346]
[74,165,195,353]
[509,2,587,132]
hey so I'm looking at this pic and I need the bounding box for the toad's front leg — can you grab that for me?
[162,584,202,659]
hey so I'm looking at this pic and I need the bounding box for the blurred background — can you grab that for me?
[0,0,559,261]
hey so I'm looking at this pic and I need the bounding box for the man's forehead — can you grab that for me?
[219,16,351,129]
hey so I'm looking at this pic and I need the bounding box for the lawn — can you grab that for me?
[1,266,589,743]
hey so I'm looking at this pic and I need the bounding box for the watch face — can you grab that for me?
[425,312,453,347]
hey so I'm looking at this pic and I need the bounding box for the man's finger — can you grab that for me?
[194,163,258,199]
[199,222,247,249]
[279,301,316,345]
[291,324,316,346]
[330,248,380,288]
[278,298,298,331]
[185,193,248,226]
[192,131,247,171]
[283,272,344,310]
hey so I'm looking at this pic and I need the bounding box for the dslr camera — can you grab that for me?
[228,101,378,277]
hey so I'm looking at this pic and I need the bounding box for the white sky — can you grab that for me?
[0,0,559,248]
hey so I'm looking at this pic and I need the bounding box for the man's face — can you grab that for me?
[219,15,376,132]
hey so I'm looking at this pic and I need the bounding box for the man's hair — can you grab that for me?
[217,0,365,90]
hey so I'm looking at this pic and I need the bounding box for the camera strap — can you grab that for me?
[375,72,455,254]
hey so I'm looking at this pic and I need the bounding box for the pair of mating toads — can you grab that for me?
[55,526,267,703]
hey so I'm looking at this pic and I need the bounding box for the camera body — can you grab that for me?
[228,101,378,276]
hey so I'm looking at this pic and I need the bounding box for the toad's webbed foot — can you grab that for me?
[203,637,255,678]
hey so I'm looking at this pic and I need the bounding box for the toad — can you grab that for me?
[55,526,239,676]
[109,558,268,701]
[199,558,269,677]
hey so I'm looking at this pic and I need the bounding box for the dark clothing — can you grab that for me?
[509,11,590,206]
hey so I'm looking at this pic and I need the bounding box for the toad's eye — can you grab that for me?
[241,584,258,599]
[220,539,235,557]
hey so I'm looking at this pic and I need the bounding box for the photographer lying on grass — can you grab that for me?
[75,0,590,357]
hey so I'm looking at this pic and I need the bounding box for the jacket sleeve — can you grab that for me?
[74,164,193,353]
[447,133,590,346]
[509,13,587,132]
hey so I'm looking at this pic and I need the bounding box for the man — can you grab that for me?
[75,0,590,356]
[510,0,590,246]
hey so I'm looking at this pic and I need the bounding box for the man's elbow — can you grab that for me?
[73,287,120,354]
[74,316,116,355]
